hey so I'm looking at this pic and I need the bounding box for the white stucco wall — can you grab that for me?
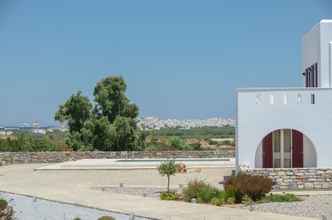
[237,88,332,169]
[302,20,332,88]
[303,134,316,167]
[302,22,321,86]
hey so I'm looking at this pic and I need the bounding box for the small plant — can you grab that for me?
[160,192,178,201]
[182,180,210,202]
[158,160,177,192]
[73,218,81,220]
[0,199,8,211]
[226,197,235,204]
[241,194,253,206]
[196,184,220,203]
[182,180,222,203]
[97,216,115,220]
[210,197,224,206]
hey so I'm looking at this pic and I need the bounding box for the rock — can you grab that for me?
[0,206,13,220]
[304,183,314,189]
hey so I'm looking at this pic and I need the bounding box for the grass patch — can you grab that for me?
[160,192,179,201]
[260,193,302,203]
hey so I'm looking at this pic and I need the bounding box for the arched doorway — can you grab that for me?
[255,129,317,168]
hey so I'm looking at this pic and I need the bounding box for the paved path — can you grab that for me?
[36,158,235,170]
[0,164,317,220]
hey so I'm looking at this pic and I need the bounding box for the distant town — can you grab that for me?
[0,117,235,136]
[138,117,235,130]
[0,122,68,136]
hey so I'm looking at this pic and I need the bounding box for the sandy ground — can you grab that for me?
[0,164,317,220]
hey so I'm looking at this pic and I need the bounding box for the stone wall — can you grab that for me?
[247,168,332,190]
[0,149,234,165]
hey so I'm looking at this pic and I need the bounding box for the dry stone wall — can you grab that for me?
[247,168,332,190]
[0,149,234,166]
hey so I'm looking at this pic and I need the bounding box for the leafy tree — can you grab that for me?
[55,91,92,133]
[55,76,141,151]
[81,116,114,151]
[94,76,138,122]
[55,91,92,150]
[158,160,177,192]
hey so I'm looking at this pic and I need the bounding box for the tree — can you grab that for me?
[94,76,138,122]
[158,160,177,192]
[55,76,142,151]
[55,91,92,133]
[55,91,92,150]
[81,116,114,151]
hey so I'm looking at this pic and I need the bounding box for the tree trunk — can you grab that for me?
[167,175,170,193]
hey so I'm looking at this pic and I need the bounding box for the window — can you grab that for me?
[273,131,281,153]
[269,95,274,105]
[283,129,292,168]
[297,94,302,104]
[283,94,288,104]
[272,129,293,168]
[272,130,281,168]
[255,94,262,104]
[311,93,315,104]
[303,63,318,88]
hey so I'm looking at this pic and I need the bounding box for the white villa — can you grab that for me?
[236,20,332,169]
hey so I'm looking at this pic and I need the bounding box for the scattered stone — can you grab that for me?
[241,195,332,219]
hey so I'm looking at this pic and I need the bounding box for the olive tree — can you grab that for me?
[158,160,177,192]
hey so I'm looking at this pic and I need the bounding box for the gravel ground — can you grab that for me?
[102,187,332,219]
[241,195,332,219]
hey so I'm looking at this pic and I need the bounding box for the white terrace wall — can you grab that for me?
[0,150,235,165]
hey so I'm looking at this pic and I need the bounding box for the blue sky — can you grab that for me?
[0,0,331,125]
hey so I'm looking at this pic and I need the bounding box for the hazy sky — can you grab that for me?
[0,0,332,125]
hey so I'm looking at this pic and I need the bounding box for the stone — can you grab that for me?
[322,183,330,189]
[304,183,314,189]
[298,184,304,189]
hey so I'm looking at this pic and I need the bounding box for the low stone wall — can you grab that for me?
[247,168,332,190]
[0,149,234,165]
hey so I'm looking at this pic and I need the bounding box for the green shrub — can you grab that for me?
[160,192,178,201]
[97,216,115,220]
[0,199,8,211]
[224,184,242,203]
[182,180,211,202]
[182,180,221,203]
[196,185,220,203]
[225,173,272,202]
[73,218,81,220]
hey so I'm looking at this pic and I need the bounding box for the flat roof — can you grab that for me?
[237,87,332,92]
